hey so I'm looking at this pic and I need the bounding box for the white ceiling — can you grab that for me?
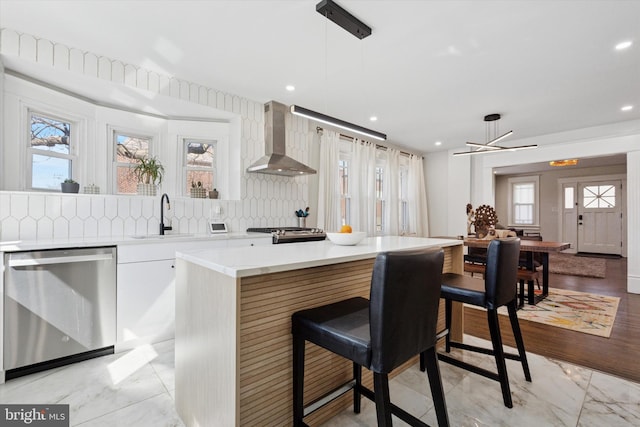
[1,0,639,156]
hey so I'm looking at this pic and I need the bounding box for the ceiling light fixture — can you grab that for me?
[453,113,537,156]
[435,141,442,146]
[305,0,385,141]
[549,159,578,167]
[316,0,371,39]
[291,105,387,140]
[621,105,633,111]
[615,41,632,50]
[286,85,295,91]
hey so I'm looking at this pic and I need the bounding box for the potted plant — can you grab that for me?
[132,156,164,196]
[61,178,80,193]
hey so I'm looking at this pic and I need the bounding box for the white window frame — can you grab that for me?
[27,109,78,191]
[338,151,352,227]
[375,154,386,234]
[507,175,540,226]
[112,128,155,195]
[399,158,410,235]
[182,138,217,197]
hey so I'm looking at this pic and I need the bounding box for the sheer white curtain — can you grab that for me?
[385,148,401,235]
[407,154,429,237]
[350,139,377,235]
[317,130,341,232]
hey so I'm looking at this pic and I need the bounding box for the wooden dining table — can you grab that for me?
[464,237,571,304]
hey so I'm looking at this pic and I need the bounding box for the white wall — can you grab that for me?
[0,29,315,239]
[423,151,448,237]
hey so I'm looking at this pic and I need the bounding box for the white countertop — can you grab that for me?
[0,232,267,252]
[177,236,462,278]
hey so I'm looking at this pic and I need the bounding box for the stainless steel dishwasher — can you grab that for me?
[4,246,116,379]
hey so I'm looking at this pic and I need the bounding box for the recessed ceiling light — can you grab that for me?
[369,116,378,122]
[435,141,442,146]
[621,105,633,111]
[285,85,295,91]
[615,41,632,50]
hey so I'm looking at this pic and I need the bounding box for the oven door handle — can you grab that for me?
[7,253,114,267]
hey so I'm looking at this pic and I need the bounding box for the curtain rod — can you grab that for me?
[315,126,422,159]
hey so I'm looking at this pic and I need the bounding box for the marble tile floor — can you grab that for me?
[1,336,638,426]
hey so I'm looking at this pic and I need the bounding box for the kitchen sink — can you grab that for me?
[130,233,194,240]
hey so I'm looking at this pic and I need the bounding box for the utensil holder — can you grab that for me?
[298,217,306,228]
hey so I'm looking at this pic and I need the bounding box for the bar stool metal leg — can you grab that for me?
[293,335,306,427]
[423,347,449,427]
[507,301,532,381]
[353,363,362,413]
[487,308,513,408]
[373,372,393,427]
[444,298,453,353]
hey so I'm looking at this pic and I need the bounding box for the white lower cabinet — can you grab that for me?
[116,258,176,351]
[116,239,228,351]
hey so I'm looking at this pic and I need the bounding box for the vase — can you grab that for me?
[137,183,157,196]
[61,182,80,193]
[190,188,207,198]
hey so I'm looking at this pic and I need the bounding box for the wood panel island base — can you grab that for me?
[174,236,463,426]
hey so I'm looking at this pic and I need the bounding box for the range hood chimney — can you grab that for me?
[246,101,317,176]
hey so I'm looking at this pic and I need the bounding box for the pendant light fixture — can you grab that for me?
[291,105,387,141]
[291,0,386,141]
[453,114,537,156]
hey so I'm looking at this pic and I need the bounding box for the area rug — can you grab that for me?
[548,253,606,278]
[511,288,619,338]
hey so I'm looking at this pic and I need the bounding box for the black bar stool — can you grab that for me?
[429,238,531,408]
[292,248,449,427]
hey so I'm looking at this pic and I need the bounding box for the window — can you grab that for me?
[183,139,216,195]
[339,158,351,226]
[375,165,384,232]
[564,186,575,210]
[336,145,410,235]
[583,185,616,208]
[508,176,539,226]
[29,112,75,190]
[399,165,409,234]
[114,131,152,194]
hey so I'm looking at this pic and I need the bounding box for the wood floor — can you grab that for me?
[463,257,640,383]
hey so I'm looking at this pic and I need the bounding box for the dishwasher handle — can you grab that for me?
[7,253,114,267]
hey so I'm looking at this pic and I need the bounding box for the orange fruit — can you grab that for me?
[340,225,352,233]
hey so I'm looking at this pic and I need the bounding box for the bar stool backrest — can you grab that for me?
[369,247,444,374]
[484,238,521,309]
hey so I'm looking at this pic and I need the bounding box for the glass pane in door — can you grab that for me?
[583,185,615,208]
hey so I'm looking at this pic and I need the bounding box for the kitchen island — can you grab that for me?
[174,236,463,427]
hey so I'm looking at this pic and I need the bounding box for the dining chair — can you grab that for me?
[292,248,449,427]
[429,238,531,408]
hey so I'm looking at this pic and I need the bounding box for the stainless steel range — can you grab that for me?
[247,227,326,244]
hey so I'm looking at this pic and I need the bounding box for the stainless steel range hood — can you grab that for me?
[247,101,316,176]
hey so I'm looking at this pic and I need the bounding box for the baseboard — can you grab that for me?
[575,252,622,259]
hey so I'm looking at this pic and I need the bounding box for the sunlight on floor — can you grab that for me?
[107,344,158,385]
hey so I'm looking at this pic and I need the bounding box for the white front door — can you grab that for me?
[577,181,622,255]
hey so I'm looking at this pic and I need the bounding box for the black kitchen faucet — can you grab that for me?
[160,193,173,235]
